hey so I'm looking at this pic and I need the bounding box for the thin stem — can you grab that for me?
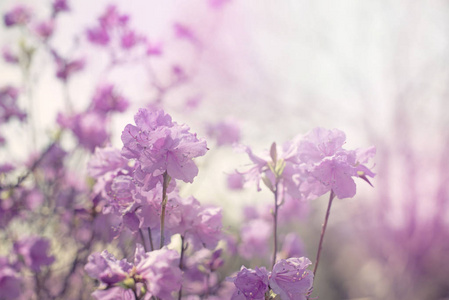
[272,185,279,269]
[139,229,148,252]
[312,190,335,277]
[160,172,171,249]
[148,227,154,251]
[132,288,139,300]
[178,236,186,300]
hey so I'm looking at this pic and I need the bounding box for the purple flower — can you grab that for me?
[229,266,269,300]
[88,147,129,178]
[121,108,207,188]
[85,250,131,285]
[3,5,32,27]
[297,128,376,199]
[14,236,55,272]
[91,84,129,114]
[135,245,182,300]
[297,128,346,164]
[269,257,313,300]
[237,140,303,201]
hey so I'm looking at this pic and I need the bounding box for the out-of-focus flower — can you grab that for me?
[0,86,26,124]
[14,236,55,272]
[209,0,232,9]
[3,5,32,27]
[33,20,54,39]
[99,5,128,29]
[87,147,129,178]
[2,47,19,64]
[174,23,199,45]
[53,54,85,82]
[269,257,313,300]
[238,219,271,260]
[91,83,129,114]
[206,119,241,146]
[278,233,305,260]
[57,111,109,152]
[52,0,70,15]
[87,27,110,46]
[227,172,245,190]
[175,196,223,250]
[229,266,269,300]
[120,30,144,49]
[0,258,22,299]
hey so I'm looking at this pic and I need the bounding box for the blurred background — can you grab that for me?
[1,0,449,299]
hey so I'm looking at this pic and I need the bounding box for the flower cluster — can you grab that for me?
[229,257,313,300]
[85,244,181,300]
[238,127,376,200]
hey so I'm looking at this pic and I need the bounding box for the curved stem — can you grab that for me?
[312,190,335,277]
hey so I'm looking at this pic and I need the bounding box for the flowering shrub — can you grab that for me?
[0,1,379,299]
